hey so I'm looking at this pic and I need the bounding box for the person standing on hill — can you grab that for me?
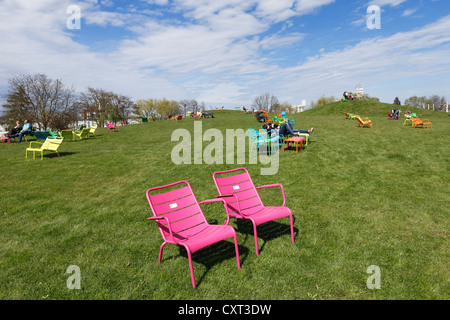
[391,108,401,120]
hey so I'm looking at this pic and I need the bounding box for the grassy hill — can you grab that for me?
[302,100,446,118]
[0,102,449,300]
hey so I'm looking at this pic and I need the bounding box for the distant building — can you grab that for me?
[292,100,307,113]
[355,85,364,96]
[0,123,6,136]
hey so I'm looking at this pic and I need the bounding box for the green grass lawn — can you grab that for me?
[0,101,449,299]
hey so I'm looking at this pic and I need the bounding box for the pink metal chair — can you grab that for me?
[106,123,120,131]
[146,180,240,289]
[212,168,295,255]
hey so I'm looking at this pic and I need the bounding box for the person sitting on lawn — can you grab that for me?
[262,123,273,136]
[8,120,22,136]
[277,122,313,137]
[202,112,214,118]
[255,110,265,122]
[9,119,30,143]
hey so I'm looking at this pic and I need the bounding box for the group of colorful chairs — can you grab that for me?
[403,113,432,128]
[59,125,98,142]
[344,113,372,128]
[255,111,295,126]
[25,125,98,160]
[246,127,282,156]
[347,111,432,129]
[146,168,295,288]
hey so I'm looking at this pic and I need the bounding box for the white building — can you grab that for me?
[292,100,307,113]
[0,123,6,136]
[355,85,364,96]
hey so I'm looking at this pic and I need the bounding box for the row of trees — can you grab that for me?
[0,74,208,131]
[402,95,447,110]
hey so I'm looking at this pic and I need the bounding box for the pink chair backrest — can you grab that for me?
[213,168,264,219]
[146,181,207,241]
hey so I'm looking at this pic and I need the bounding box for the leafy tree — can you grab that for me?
[310,96,336,108]
[155,98,180,119]
[404,96,427,108]
[359,94,379,102]
[133,98,157,120]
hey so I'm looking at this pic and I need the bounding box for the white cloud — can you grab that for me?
[0,0,448,108]
[402,8,418,17]
[269,15,450,103]
[368,0,407,7]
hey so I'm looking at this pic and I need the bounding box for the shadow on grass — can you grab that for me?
[46,151,78,158]
[178,241,250,288]
[232,218,299,255]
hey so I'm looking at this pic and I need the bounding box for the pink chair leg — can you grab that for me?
[185,247,196,289]
[233,234,241,269]
[252,221,259,256]
[289,215,295,243]
[158,242,167,264]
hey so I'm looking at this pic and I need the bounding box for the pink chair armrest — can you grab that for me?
[147,216,174,240]
[215,193,243,216]
[199,198,226,205]
[256,184,286,207]
[199,198,236,222]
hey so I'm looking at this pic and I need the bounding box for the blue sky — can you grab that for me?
[1,0,449,108]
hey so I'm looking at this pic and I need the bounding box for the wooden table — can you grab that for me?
[282,137,305,153]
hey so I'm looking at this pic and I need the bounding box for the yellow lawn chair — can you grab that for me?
[26,137,63,160]
[88,125,97,138]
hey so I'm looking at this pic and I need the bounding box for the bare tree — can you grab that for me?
[178,99,190,116]
[252,93,280,112]
[78,88,134,126]
[1,74,77,130]
[252,93,270,111]
[429,94,447,110]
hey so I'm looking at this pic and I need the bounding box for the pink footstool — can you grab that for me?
[1,136,11,144]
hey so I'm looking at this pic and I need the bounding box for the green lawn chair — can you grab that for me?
[31,131,53,141]
[59,130,75,141]
[74,128,90,140]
